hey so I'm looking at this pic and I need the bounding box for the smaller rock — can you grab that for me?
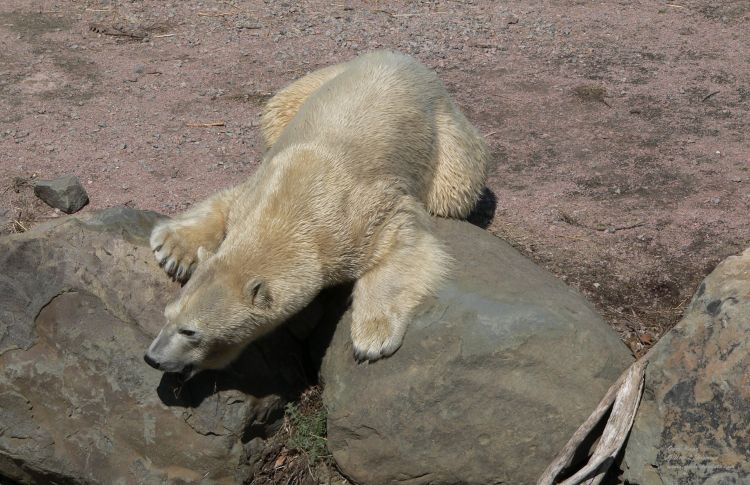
[34,175,89,214]
[0,207,11,228]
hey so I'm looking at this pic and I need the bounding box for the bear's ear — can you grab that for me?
[244,277,271,308]
[197,246,214,263]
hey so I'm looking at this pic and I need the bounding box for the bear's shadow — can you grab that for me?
[155,284,353,409]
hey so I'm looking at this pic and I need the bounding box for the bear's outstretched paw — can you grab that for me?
[351,316,405,362]
[150,222,198,283]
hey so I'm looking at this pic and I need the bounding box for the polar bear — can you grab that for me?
[144,51,488,377]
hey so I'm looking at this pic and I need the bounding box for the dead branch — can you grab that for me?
[537,359,647,485]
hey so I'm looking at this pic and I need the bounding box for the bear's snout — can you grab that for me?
[143,353,161,370]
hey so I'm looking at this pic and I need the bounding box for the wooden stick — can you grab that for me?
[562,360,645,485]
[537,359,647,485]
[197,11,235,17]
[13,220,28,232]
[186,121,225,128]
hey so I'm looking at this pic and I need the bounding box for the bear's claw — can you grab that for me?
[150,221,199,283]
[350,320,404,363]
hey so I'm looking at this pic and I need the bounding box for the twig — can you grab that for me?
[13,220,28,232]
[85,8,112,12]
[666,3,685,7]
[485,131,498,137]
[153,33,175,38]
[559,213,644,233]
[186,121,225,128]
[702,91,719,102]
[89,23,147,40]
[197,11,235,17]
[556,234,591,242]
[606,221,645,232]
[672,294,691,310]
[371,8,395,17]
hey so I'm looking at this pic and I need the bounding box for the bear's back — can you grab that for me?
[268,51,446,182]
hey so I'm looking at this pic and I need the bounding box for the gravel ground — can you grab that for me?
[1,0,749,358]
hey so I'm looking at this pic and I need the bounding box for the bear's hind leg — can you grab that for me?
[350,202,450,361]
[150,187,237,282]
[426,99,489,218]
[261,64,347,149]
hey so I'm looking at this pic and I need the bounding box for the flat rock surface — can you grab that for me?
[0,208,309,484]
[622,247,750,485]
[320,219,633,485]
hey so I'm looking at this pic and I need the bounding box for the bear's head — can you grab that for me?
[143,253,274,379]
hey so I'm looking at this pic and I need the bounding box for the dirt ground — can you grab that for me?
[1,1,748,359]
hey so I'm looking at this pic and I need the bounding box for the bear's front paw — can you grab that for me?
[350,316,405,362]
[150,222,199,282]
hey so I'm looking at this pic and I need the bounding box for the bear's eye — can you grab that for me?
[178,328,196,337]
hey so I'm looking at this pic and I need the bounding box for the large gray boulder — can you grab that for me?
[320,219,633,485]
[0,208,310,484]
[622,247,750,484]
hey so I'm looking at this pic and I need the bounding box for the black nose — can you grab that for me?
[143,353,161,370]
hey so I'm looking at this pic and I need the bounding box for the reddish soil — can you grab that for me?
[1,0,749,357]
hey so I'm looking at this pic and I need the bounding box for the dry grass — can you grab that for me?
[247,386,349,485]
[0,175,52,236]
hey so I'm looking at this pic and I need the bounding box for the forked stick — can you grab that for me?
[537,359,647,485]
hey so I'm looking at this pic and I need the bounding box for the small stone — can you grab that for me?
[0,207,11,228]
[593,282,601,288]
[34,175,89,214]
[133,64,145,74]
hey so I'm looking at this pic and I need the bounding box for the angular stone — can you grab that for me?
[622,247,750,484]
[33,175,89,214]
[320,219,633,485]
[0,208,310,484]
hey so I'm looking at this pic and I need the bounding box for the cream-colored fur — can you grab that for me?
[146,51,488,374]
